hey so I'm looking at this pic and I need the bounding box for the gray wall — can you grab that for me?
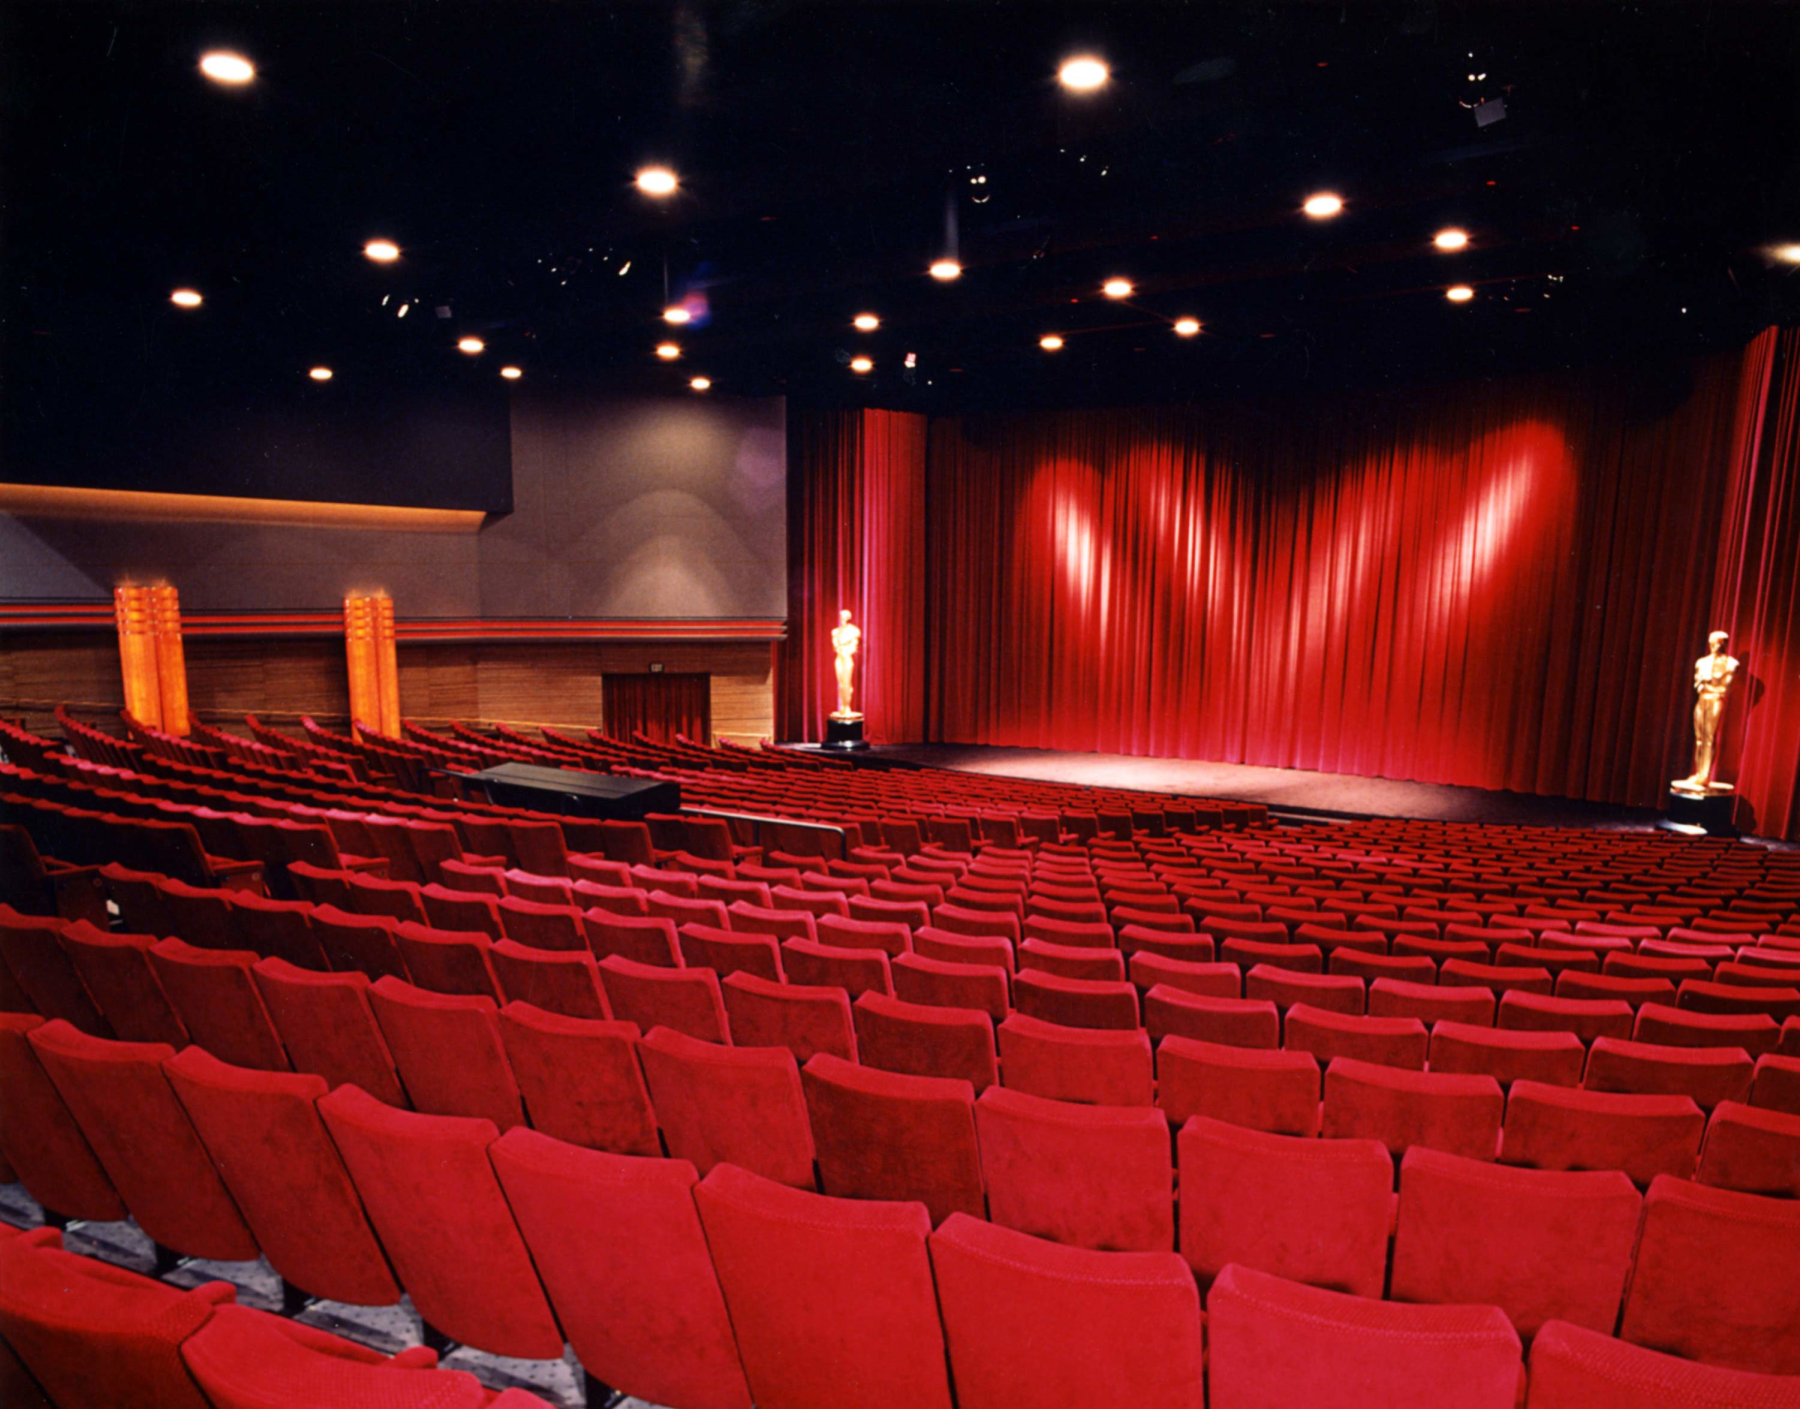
[0,390,786,620]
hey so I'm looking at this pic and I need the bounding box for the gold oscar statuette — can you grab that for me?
[1672,630,1740,797]
[830,608,863,721]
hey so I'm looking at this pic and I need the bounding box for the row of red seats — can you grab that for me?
[4,1014,1798,1407]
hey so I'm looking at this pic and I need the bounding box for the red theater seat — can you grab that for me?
[491,1131,752,1409]
[28,1020,259,1261]
[1127,950,1236,996]
[391,922,502,1000]
[1618,1175,1800,1374]
[251,959,406,1106]
[1525,1317,1800,1409]
[801,1051,984,1223]
[1497,990,1634,1043]
[583,910,680,966]
[1144,986,1279,1048]
[162,1045,400,1306]
[1427,1020,1587,1087]
[914,926,1014,973]
[1583,1035,1754,1108]
[489,939,611,1018]
[1500,1079,1704,1185]
[227,892,328,970]
[1368,976,1499,1027]
[0,1014,126,1221]
[721,970,856,1062]
[1018,935,1126,981]
[1695,1099,1800,1196]
[147,937,290,1071]
[975,1086,1173,1251]
[929,1213,1204,1409]
[1156,1035,1321,1135]
[852,990,997,1089]
[1205,1262,1522,1409]
[315,1085,563,1359]
[308,905,410,981]
[1322,1055,1503,1160]
[1284,1004,1429,1070]
[420,882,505,938]
[694,1162,953,1409]
[368,977,523,1128]
[1557,971,1678,1008]
[0,1227,228,1409]
[1178,1116,1392,1297]
[597,954,728,1043]
[1632,1001,1779,1056]
[997,1011,1154,1106]
[56,921,188,1045]
[782,937,892,997]
[1247,964,1365,1015]
[1754,1051,1800,1113]
[497,1003,659,1155]
[1390,1146,1640,1337]
[679,924,784,982]
[638,1025,815,1187]
[815,912,908,954]
[0,906,107,1034]
[891,950,1009,1019]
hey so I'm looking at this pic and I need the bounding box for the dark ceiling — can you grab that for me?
[6,0,1799,449]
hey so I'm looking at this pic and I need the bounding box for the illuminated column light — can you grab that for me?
[1102,279,1133,299]
[1446,285,1475,303]
[1433,228,1470,251]
[1173,318,1201,336]
[199,51,254,84]
[1039,334,1065,351]
[1773,244,1800,264]
[308,366,333,381]
[636,167,679,196]
[1303,192,1344,218]
[655,342,682,360]
[929,259,962,281]
[364,239,401,262]
[849,356,873,373]
[456,337,485,354]
[500,366,522,380]
[1058,56,1109,91]
[690,376,711,391]
[169,289,203,308]
[663,306,692,324]
[853,313,880,330]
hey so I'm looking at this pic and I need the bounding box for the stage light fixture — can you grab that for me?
[1433,228,1470,251]
[457,337,485,354]
[849,356,874,373]
[199,51,254,85]
[1775,243,1800,264]
[853,313,880,331]
[1039,334,1065,351]
[1058,56,1109,91]
[308,366,333,381]
[929,259,962,281]
[663,306,692,324]
[1102,278,1134,299]
[364,239,400,263]
[1173,317,1201,336]
[1302,192,1344,218]
[500,366,522,380]
[1446,285,1475,302]
[690,376,711,391]
[169,289,203,309]
[655,342,682,360]
[636,166,679,196]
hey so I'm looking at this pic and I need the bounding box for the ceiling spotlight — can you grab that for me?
[500,366,522,380]
[198,51,255,85]
[655,342,682,360]
[363,239,401,263]
[849,356,874,373]
[1446,285,1475,303]
[457,337,485,354]
[635,166,679,196]
[169,288,203,309]
[1302,192,1344,219]
[662,306,692,325]
[929,259,962,281]
[1058,56,1109,91]
[1102,278,1134,299]
[1173,317,1201,336]
[308,366,333,381]
[690,376,711,391]
[1433,228,1470,251]
[1039,334,1065,351]
[853,313,881,331]
[1774,244,1800,264]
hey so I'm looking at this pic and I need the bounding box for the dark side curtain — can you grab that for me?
[602,673,711,745]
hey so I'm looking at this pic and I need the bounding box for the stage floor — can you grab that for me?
[868,743,1669,830]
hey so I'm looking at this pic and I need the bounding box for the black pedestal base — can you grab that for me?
[823,716,869,751]
[1665,788,1737,837]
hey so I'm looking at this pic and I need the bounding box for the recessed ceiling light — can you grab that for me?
[1302,192,1344,219]
[663,306,691,325]
[1433,228,1470,251]
[929,259,962,281]
[636,167,679,196]
[500,366,522,380]
[308,366,333,381]
[1173,317,1201,336]
[1774,243,1800,264]
[853,313,880,331]
[1446,285,1475,302]
[1039,334,1065,351]
[1102,278,1133,299]
[849,356,874,373]
[690,376,711,391]
[364,239,400,263]
[457,337,485,354]
[199,51,254,85]
[1058,56,1109,91]
[169,288,203,309]
[656,342,682,360]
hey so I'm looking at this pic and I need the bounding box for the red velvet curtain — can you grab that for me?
[602,672,711,745]
[778,408,926,743]
[923,355,1762,818]
[1710,327,1800,840]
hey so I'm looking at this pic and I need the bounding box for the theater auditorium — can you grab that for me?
[2,3,1798,1406]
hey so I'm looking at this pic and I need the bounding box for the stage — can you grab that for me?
[857,743,1671,831]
